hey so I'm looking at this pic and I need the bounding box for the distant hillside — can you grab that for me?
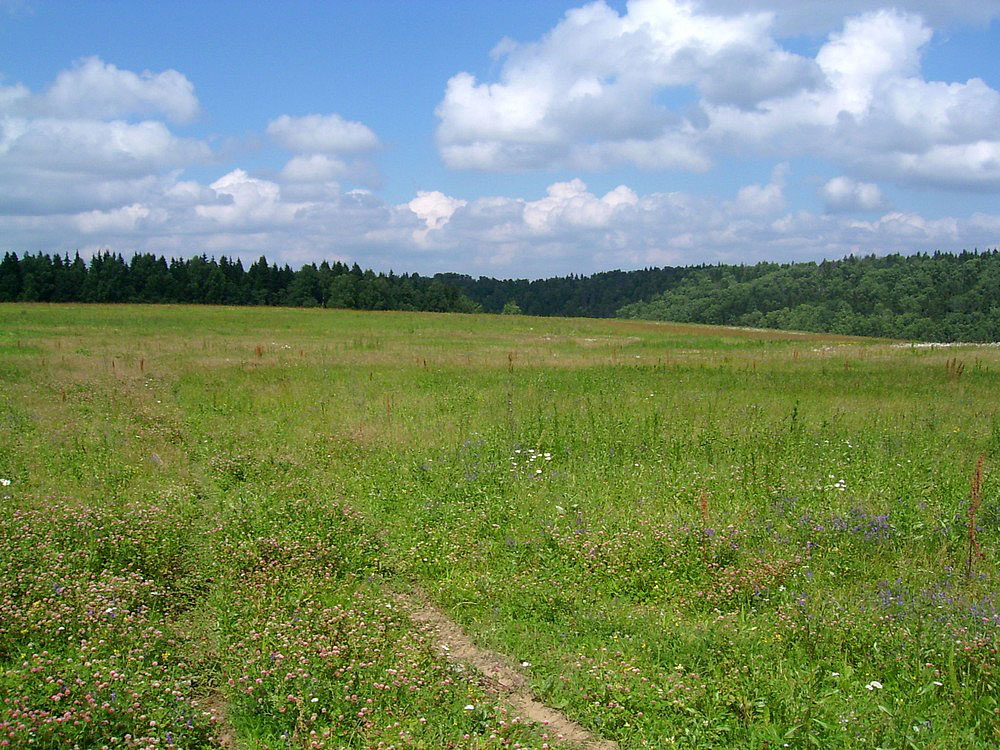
[435,267,698,317]
[618,251,1000,342]
[5,248,1000,342]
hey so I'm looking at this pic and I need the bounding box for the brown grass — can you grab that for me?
[967,453,985,578]
[946,357,966,382]
[699,489,711,567]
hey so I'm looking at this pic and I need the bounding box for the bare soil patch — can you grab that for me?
[396,591,618,750]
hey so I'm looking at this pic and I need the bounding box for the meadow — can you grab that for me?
[1,303,998,749]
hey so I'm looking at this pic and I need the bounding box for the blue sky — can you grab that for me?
[2,0,999,278]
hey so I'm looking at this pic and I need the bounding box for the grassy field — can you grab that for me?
[1,303,998,749]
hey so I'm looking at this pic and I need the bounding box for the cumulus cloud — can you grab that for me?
[0,60,396,262]
[436,0,817,171]
[522,179,638,233]
[2,161,997,278]
[268,113,381,187]
[267,113,379,154]
[697,0,1000,35]
[732,163,788,215]
[0,23,995,279]
[9,56,200,123]
[0,58,209,216]
[280,153,350,183]
[408,190,468,245]
[75,203,160,234]
[822,176,887,212]
[436,1,1000,191]
[388,176,994,277]
[195,169,308,229]
[2,117,208,176]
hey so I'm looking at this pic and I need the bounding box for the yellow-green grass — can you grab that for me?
[1,303,998,748]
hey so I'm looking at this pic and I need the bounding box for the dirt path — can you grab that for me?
[396,591,618,750]
[197,693,237,749]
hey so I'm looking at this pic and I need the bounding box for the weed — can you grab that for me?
[967,453,985,578]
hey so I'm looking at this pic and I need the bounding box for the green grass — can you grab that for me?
[1,303,998,748]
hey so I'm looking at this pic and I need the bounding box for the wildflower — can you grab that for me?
[0,478,10,486]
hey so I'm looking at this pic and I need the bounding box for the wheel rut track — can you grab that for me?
[396,591,619,750]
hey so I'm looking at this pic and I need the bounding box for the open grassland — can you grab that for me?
[1,303,998,749]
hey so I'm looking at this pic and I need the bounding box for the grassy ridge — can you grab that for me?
[1,304,998,748]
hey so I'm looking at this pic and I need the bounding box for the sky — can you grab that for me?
[2,0,1000,279]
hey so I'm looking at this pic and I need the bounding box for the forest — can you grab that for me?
[617,250,1000,342]
[0,251,481,313]
[2,248,1000,341]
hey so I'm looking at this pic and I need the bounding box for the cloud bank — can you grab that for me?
[436,1,1000,191]
[1,2,999,280]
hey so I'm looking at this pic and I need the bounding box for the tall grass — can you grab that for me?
[968,453,985,578]
[1,302,998,748]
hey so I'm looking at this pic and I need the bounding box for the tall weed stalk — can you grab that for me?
[966,453,985,578]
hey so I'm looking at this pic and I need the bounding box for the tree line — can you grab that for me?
[0,252,481,313]
[617,250,1000,342]
[3,248,999,341]
[439,266,696,317]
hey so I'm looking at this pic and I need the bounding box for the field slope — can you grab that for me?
[1,304,998,748]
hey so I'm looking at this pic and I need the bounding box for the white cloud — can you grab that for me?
[0,58,210,216]
[437,0,819,171]
[0,29,995,280]
[2,165,998,278]
[696,1,1000,35]
[36,57,198,123]
[75,203,160,234]
[267,113,382,187]
[408,190,468,245]
[436,1,1000,191]
[522,178,638,233]
[280,153,349,183]
[0,82,29,112]
[732,163,788,215]
[0,116,210,215]
[3,117,208,175]
[195,169,306,228]
[367,176,995,277]
[816,10,929,113]
[822,176,887,212]
[267,113,379,154]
